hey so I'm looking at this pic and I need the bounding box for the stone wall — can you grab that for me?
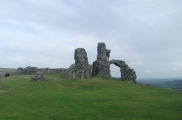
[16,67,68,77]
[110,59,137,83]
[17,66,38,74]
[0,72,10,78]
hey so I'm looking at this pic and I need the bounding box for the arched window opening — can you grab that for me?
[110,64,121,80]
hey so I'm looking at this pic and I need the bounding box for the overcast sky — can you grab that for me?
[0,0,182,79]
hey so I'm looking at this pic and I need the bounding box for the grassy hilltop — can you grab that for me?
[0,75,182,120]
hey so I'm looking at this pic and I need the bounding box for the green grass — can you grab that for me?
[0,75,182,120]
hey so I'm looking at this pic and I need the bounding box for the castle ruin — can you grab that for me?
[17,42,137,83]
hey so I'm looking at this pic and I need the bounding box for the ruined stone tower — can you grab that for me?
[92,42,111,79]
[68,48,92,79]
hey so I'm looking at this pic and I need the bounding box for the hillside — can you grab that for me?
[0,75,182,120]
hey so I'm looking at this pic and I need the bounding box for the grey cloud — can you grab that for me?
[0,0,182,78]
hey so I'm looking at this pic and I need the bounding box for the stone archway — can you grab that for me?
[110,59,137,83]
[110,64,121,78]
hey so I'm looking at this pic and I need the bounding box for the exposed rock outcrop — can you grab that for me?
[92,42,111,79]
[110,59,137,83]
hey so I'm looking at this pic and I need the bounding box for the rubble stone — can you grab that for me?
[31,72,51,81]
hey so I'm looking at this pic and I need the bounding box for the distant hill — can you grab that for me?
[138,78,182,91]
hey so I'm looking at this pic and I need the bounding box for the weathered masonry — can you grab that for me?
[17,42,137,83]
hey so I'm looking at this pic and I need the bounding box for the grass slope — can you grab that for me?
[0,75,182,120]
